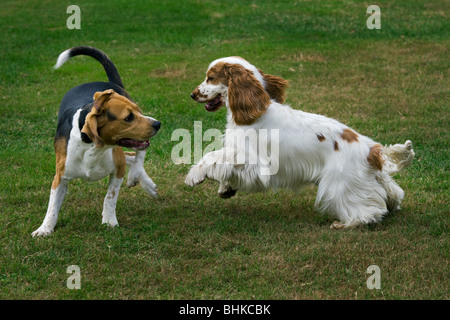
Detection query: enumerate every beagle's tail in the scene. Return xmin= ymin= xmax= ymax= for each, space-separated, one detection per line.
xmin=54 ymin=46 xmax=124 ymax=89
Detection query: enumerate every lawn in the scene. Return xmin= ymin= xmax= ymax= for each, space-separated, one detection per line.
xmin=0 ymin=0 xmax=448 ymax=300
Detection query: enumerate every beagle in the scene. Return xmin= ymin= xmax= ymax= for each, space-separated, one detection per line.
xmin=32 ymin=46 xmax=161 ymax=237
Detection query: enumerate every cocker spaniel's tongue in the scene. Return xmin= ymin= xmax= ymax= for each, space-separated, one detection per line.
xmin=118 ymin=139 xmax=150 ymax=150
xmin=205 ymin=95 xmax=222 ymax=112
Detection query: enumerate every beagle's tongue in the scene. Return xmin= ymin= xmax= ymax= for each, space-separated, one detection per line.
xmin=118 ymin=139 xmax=150 ymax=150
xmin=205 ymin=95 xmax=222 ymax=112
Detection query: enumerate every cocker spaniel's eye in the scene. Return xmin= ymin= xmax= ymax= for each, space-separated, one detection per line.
xmin=207 ymin=76 xmax=214 ymax=82
xmin=124 ymin=113 xmax=134 ymax=122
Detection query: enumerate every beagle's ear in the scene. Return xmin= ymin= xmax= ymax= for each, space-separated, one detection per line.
xmin=226 ymin=64 xmax=271 ymax=126
xmin=93 ymin=89 xmax=115 ymax=110
xmin=81 ymin=90 xmax=115 ymax=148
xmin=258 ymin=69 xmax=289 ymax=104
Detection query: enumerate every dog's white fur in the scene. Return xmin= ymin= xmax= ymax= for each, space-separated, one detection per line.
xmin=186 ymin=57 xmax=414 ymax=229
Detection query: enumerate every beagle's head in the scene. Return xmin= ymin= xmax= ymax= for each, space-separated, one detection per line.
xmin=81 ymin=89 xmax=161 ymax=149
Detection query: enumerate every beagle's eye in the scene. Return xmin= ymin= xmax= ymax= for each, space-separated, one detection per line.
xmin=124 ymin=113 xmax=134 ymax=122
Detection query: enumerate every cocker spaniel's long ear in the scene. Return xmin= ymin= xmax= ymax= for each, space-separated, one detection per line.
xmin=226 ymin=64 xmax=271 ymax=126
xmin=258 ymin=69 xmax=289 ymax=104
xmin=81 ymin=89 xmax=115 ymax=148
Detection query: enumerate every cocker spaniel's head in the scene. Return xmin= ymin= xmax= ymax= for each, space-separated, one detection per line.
xmin=191 ymin=57 xmax=289 ymax=125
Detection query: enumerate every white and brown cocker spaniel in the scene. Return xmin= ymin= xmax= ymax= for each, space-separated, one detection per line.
xmin=186 ymin=57 xmax=414 ymax=229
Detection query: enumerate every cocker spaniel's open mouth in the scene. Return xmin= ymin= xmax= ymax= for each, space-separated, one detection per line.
xmin=205 ymin=94 xmax=223 ymax=112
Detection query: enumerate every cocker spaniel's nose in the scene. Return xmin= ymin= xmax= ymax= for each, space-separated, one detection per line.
xmin=152 ymin=121 xmax=161 ymax=131
xmin=190 ymin=93 xmax=196 ymax=100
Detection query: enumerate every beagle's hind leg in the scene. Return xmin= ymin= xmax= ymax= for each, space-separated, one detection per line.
xmin=32 ymin=137 xmax=69 ymax=237
xmin=32 ymin=178 xmax=69 ymax=237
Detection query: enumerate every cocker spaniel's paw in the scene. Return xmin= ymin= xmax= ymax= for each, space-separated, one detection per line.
xmin=218 ymin=188 xmax=237 ymax=199
xmin=218 ymin=183 xmax=237 ymax=198
xmin=185 ymin=166 xmax=206 ymax=187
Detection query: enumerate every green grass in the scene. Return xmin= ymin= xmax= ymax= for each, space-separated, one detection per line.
xmin=0 ymin=0 xmax=448 ymax=299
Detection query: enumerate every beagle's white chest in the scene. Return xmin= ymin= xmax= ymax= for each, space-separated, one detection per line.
xmin=63 ymin=110 xmax=116 ymax=182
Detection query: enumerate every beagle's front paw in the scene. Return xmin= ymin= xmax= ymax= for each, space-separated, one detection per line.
xmin=102 ymin=216 xmax=119 ymax=228
xmin=139 ymin=174 xmax=158 ymax=199
xmin=127 ymin=163 xmax=158 ymax=198
xmin=185 ymin=165 xmax=205 ymax=187
xmin=127 ymin=165 xmax=140 ymax=188
xmin=32 ymin=225 xmax=54 ymax=237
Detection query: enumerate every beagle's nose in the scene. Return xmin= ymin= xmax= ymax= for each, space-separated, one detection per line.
xmin=152 ymin=121 xmax=161 ymax=131
xmin=190 ymin=93 xmax=196 ymax=100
